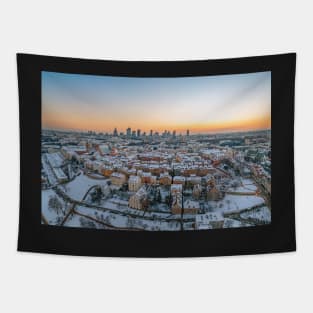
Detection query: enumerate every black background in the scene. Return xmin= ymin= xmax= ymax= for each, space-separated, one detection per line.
xmin=17 ymin=53 xmax=296 ymax=257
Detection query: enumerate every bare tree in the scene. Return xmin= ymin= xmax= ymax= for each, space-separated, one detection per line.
xmin=48 ymin=196 xmax=63 ymax=215
xmin=79 ymin=217 xmax=96 ymax=228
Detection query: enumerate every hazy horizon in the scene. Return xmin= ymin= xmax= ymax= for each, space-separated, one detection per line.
xmin=42 ymin=71 xmax=271 ymax=134
xmin=42 ymin=126 xmax=271 ymax=136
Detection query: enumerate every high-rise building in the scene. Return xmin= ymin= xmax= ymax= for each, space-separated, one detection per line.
xmin=150 ymin=130 xmax=153 ymax=136
xmin=126 ymin=127 xmax=131 ymax=137
xmin=113 ymin=128 xmax=118 ymax=136
xmin=187 ymin=129 xmax=190 ymax=136
xmin=137 ymin=129 xmax=141 ymax=137
xmin=173 ymin=130 xmax=176 ymax=137
xmin=132 ymin=130 xmax=136 ymax=137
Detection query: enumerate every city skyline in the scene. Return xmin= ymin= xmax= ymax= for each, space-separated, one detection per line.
xmin=42 ymin=126 xmax=270 ymax=137
xmin=42 ymin=71 xmax=271 ymax=134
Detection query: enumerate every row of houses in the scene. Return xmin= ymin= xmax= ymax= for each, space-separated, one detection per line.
xmin=85 ymin=158 xmax=219 ymax=178
xmin=128 ymin=181 xmax=222 ymax=215
xmin=109 ymin=169 xmax=223 ymax=190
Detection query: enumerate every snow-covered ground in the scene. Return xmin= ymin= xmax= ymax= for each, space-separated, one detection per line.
xmin=240 ymin=206 xmax=271 ymax=223
xmin=241 ymin=178 xmax=255 ymax=185
xmin=41 ymin=189 xmax=68 ymax=224
xmin=63 ymin=205 xmax=182 ymax=231
xmin=64 ymin=213 xmax=105 ymax=229
xmin=223 ymin=218 xmax=250 ymax=228
xmin=228 ymin=186 xmax=256 ymax=193
xmin=217 ymin=194 xmax=265 ymax=214
xmin=228 ymin=178 xmax=258 ymax=193
xmin=61 ymin=172 xmax=109 ymax=201
xmin=195 ymin=203 xmax=270 ymax=230
xmin=94 ymin=198 xmax=173 ymax=219
xmin=196 ymin=214 xmax=250 ymax=230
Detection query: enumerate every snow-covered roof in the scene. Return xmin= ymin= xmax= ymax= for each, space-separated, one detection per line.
xmin=171 ymin=184 xmax=183 ymax=193
xmin=46 ymin=152 xmax=64 ymax=168
xmin=111 ymin=172 xmax=126 ymax=178
xmin=128 ymin=175 xmax=141 ymax=183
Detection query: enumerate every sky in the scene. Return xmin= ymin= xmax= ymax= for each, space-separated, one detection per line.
xmin=42 ymin=70 xmax=271 ymax=134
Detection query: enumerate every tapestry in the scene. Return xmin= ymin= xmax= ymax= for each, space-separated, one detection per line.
xmin=17 ymin=53 xmax=296 ymax=257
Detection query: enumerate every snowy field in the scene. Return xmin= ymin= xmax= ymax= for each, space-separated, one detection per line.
xmin=223 ymin=218 xmax=251 ymax=228
xmin=217 ymin=194 xmax=265 ymax=214
xmin=196 ymin=215 xmax=251 ymax=230
xmin=61 ymin=172 xmax=109 ymax=201
xmin=64 ymin=213 xmax=105 ymax=229
xmin=228 ymin=178 xmax=259 ymax=193
xmin=240 ymin=206 xmax=271 ymax=223
xmin=195 ymin=196 xmax=270 ymax=230
xmin=41 ymin=189 xmax=69 ymax=224
xmin=63 ymin=205 xmax=182 ymax=231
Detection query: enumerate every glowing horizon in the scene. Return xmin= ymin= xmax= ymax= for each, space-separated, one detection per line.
xmin=42 ymin=71 xmax=271 ymax=134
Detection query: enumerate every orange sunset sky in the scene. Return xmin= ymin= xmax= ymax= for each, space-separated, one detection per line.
xmin=42 ymin=71 xmax=271 ymax=134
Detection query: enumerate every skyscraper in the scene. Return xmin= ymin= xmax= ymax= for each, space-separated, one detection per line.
xmin=113 ymin=128 xmax=118 ymax=136
xmin=126 ymin=127 xmax=131 ymax=137
xmin=137 ymin=129 xmax=141 ymax=137
xmin=187 ymin=129 xmax=190 ymax=136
